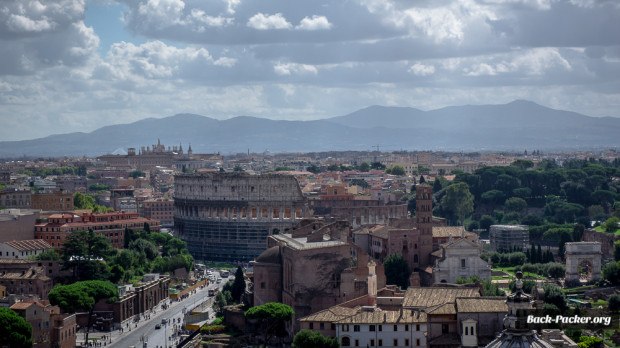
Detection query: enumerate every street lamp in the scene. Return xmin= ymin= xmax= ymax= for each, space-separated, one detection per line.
xmin=164 ymin=319 xmax=168 ymax=348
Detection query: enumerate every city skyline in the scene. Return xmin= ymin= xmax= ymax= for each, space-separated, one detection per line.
xmin=0 ymin=0 xmax=619 ymax=142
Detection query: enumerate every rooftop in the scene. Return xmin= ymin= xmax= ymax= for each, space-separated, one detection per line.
xmin=2 ymin=239 xmax=52 ymax=252
xmin=402 ymin=287 xmax=480 ymax=309
xmin=456 ymin=298 xmax=508 ymax=313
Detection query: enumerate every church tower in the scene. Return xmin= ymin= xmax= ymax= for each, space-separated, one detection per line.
xmin=416 ymin=179 xmax=434 ymax=266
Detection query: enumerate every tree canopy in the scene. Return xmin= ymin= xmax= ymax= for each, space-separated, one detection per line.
xmin=293 ymin=329 xmax=339 ymax=348
xmin=245 ymin=302 xmax=294 ymax=345
xmin=0 ymin=307 xmax=33 ymax=348
xmin=383 ymin=253 xmax=410 ymax=289
xmin=440 ymin=182 xmax=474 ymax=225
xmin=230 ymin=266 xmax=246 ymax=303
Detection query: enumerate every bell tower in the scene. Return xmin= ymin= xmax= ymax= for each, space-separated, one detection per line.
xmin=416 ymin=180 xmax=433 ymax=266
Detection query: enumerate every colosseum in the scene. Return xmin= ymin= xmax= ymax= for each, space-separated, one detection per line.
xmin=174 ymin=172 xmax=309 ymax=261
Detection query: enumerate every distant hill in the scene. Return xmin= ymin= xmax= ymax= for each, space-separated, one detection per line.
xmin=0 ymin=101 xmax=618 ymax=157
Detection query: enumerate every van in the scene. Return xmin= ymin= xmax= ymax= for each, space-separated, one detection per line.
xmin=162 ymin=318 xmax=168 ymax=325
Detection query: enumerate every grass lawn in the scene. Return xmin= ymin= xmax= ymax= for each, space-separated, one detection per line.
xmin=492 ymin=267 xmax=545 ymax=279
xmin=593 ymin=225 xmax=620 ymax=235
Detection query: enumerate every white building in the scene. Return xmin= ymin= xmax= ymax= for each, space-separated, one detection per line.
xmin=336 ymin=308 xmax=427 ymax=348
xmin=432 ymin=238 xmax=492 ymax=284
xmin=0 ymin=239 xmax=53 ymax=259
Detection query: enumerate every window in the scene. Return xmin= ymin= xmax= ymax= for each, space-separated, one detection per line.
xmin=309 ymin=323 xmax=313 ymax=330
xmin=405 ymin=339 xmax=409 ymax=346
xmin=353 ymin=325 xmax=360 ymax=332
xmin=393 ymin=339 xmax=398 ymax=346
xmin=342 ymin=324 xmax=349 ymax=332
xmin=260 ymin=282 xmax=265 ymax=289
xmin=331 ymin=324 xmax=336 ymax=330
xmin=465 ymin=327 xmax=468 ymax=335
xmin=355 ymin=339 xmax=359 ymax=347
xmin=405 ymin=324 xmax=409 ymax=331
xmin=378 ymin=339 xmax=383 ymax=346
xmin=370 ymin=339 xmax=375 ymax=347
xmin=320 ymin=323 xmax=324 ymax=330
xmin=416 ymin=324 xmax=420 ymax=331
xmin=341 ymin=337 xmax=351 ymax=346
xmin=442 ymin=324 xmax=449 ymax=334
xmin=378 ymin=325 xmax=382 ymax=332
xmin=369 ymin=325 xmax=375 ymax=331
xmin=394 ymin=324 xmax=398 ymax=331
xmin=461 ymin=259 xmax=466 ymax=268
xmin=416 ymin=339 xmax=420 ymax=346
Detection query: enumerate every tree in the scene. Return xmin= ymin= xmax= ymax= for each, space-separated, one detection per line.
xmin=614 ymin=240 xmax=620 ymax=261
xmin=383 ymin=254 xmax=410 ymax=289
xmin=74 ymin=192 xmax=96 ymax=210
xmin=293 ymin=329 xmax=339 ymax=348
xmin=608 ymin=294 xmax=620 ymax=312
xmin=388 ymin=165 xmax=405 ymax=176
xmin=231 ymin=266 xmax=246 ymax=303
xmin=0 ymin=307 xmax=33 ymax=347
xmin=547 ymin=263 xmax=565 ymax=279
xmin=504 ymin=197 xmax=527 ymax=213
xmin=433 ymin=178 xmax=443 ymax=193
xmin=577 ymin=336 xmax=604 ymax=348
xmin=602 ymin=261 xmax=620 ymax=285
xmin=358 ymin=162 xmax=370 ymax=172
xmin=245 ymin=302 xmax=294 ymax=345
xmin=213 ymin=291 xmax=228 ymax=315
xmin=542 ymin=284 xmax=567 ymax=313
xmin=370 ymin=162 xmax=386 ymax=170
xmin=440 ymin=182 xmax=474 ymax=225
xmin=306 ymin=164 xmax=321 ymax=174
xmin=49 ymin=280 xmax=118 ymax=345
xmin=479 ymin=215 xmax=496 ymax=232
xmin=62 ymin=229 xmax=114 ymax=280
xmin=34 ymin=249 xmax=61 ymax=261
xmin=603 ymin=217 xmax=619 ymax=232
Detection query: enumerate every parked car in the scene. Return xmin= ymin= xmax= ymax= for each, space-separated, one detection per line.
xmin=155 ymin=324 xmax=161 ymax=329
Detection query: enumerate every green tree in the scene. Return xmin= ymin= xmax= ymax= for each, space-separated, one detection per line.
xmin=62 ymin=229 xmax=114 ymax=280
xmin=603 ymin=217 xmax=619 ymax=232
xmin=614 ymin=240 xmax=620 ymax=261
xmin=383 ymin=254 xmax=410 ymax=289
xmin=49 ymin=280 xmax=118 ymax=345
xmin=440 ymin=182 xmax=474 ymax=225
xmin=370 ymin=162 xmax=386 ymax=170
xmin=602 ymin=261 xmax=620 ymax=285
xmin=358 ymin=162 xmax=370 ymax=172
xmin=504 ymin=197 xmax=527 ymax=213
xmin=481 ymin=190 xmax=506 ymax=207
xmin=577 ymin=336 xmax=604 ymax=348
xmin=479 ymin=215 xmax=496 ymax=232
xmin=543 ymin=284 xmax=567 ymax=313
xmin=245 ymin=302 xmax=294 ymax=345
xmin=73 ymin=192 xmax=96 ymax=210
xmin=608 ymin=294 xmax=620 ymax=312
xmin=128 ymin=238 xmax=159 ymax=261
xmin=0 ymin=307 xmax=33 ymax=347
xmin=129 ymin=170 xmax=145 ymax=179
xmin=34 ymin=249 xmax=61 ymax=261
xmin=293 ymin=329 xmax=339 ymax=348
xmin=547 ymin=263 xmax=565 ymax=279
xmin=306 ymin=164 xmax=321 ymax=174
xmin=388 ymin=165 xmax=405 ymax=176
xmin=231 ymin=266 xmax=246 ymax=303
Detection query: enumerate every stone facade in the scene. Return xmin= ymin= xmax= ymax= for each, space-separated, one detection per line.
xmin=0 ymin=262 xmax=53 ymax=299
xmin=31 ymin=191 xmax=74 ymax=211
xmin=10 ymin=300 xmax=77 ymax=348
xmin=0 ymin=188 xmax=31 ymax=209
xmin=140 ymin=198 xmax=174 ymax=226
xmin=0 ymin=209 xmax=39 ymax=242
xmin=174 ymin=172 xmax=309 ymax=261
xmin=252 ymin=220 xmax=386 ymax=322
xmin=565 ymin=242 xmax=602 ymax=282
xmin=432 ymin=238 xmax=492 ymax=284
xmin=582 ymin=229 xmax=619 ymax=260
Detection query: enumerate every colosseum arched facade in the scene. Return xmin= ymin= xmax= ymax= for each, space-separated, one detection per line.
xmin=174 ymin=172 xmax=309 ymax=261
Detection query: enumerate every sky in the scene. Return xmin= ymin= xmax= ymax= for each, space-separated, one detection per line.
xmin=0 ymin=0 xmax=619 ymax=141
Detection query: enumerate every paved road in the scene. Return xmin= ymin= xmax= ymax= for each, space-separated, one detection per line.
xmin=84 ymin=278 xmax=227 ymax=348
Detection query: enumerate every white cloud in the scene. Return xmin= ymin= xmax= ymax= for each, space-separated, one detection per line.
xmin=274 ymin=62 xmax=318 ymax=76
xmin=408 ymin=62 xmax=435 ymax=76
xmin=296 ymin=15 xmax=332 ymax=30
xmin=136 ymin=0 xmax=185 ymax=28
xmin=190 ymin=9 xmax=234 ymax=28
xmin=464 ymin=48 xmax=572 ymax=76
xmin=247 ymin=13 xmax=292 ymax=30
xmin=6 ymin=14 xmax=56 ymax=33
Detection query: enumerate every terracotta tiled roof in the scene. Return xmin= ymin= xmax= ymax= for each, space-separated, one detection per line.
xmin=403 ymin=287 xmax=479 ymax=309
xmin=432 ymin=226 xmax=468 ymax=238
xmin=3 ymin=239 xmax=52 ymax=252
xmin=10 ymin=301 xmax=34 ymax=310
xmin=427 ymin=303 xmax=456 ymax=315
xmin=456 ymin=298 xmax=508 ymax=313
xmin=300 ymin=306 xmax=360 ymax=322
xmin=336 ymin=309 xmax=427 ymax=324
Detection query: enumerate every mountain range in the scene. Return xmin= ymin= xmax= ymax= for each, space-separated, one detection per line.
xmin=1 ymin=100 xmax=618 ymax=157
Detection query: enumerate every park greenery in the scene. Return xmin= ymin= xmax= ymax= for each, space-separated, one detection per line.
xmin=49 ymin=227 xmax=193 ymax=284
xmin=455 ymin=276 xmax=503 ymax=296
xmin=430 ymin=158 xmax=620 ymax=232
xmin=48 ymin=280 xmax=118 ymax=345
xmin=0 ymin=307 xmax=33 ymax=347
xmin=73 ymin=192 xmax=113 ymax=213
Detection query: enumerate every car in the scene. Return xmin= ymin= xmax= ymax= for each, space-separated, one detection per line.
xmin=216 ymin=278 xmax=222 ymax=284
xmin=162 ymin=318 xmax=168 ymax=324
xmin=155 ymin=324 xmax=161 ymax=329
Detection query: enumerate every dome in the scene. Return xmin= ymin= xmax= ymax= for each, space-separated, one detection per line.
xmin=255 ymin=246 xmax=281 ymax=264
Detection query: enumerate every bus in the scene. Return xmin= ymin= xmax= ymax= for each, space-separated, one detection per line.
xmin=219 ymin=270 xmax=230 ymax=278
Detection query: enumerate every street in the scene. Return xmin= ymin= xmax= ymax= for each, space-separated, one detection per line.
xmin=84 ymin=278 xmax=227 ymax=348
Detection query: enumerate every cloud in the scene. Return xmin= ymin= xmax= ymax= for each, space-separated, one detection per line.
xmin=247 ymin=13 xmax=292 ymax=30
xmin=296 ymin=15 xmax=332 ymax=30
xmin=274 ymin=62 xmax=318 ymax=76
xmin=408 ymin=63 xmax=435 ymax=76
